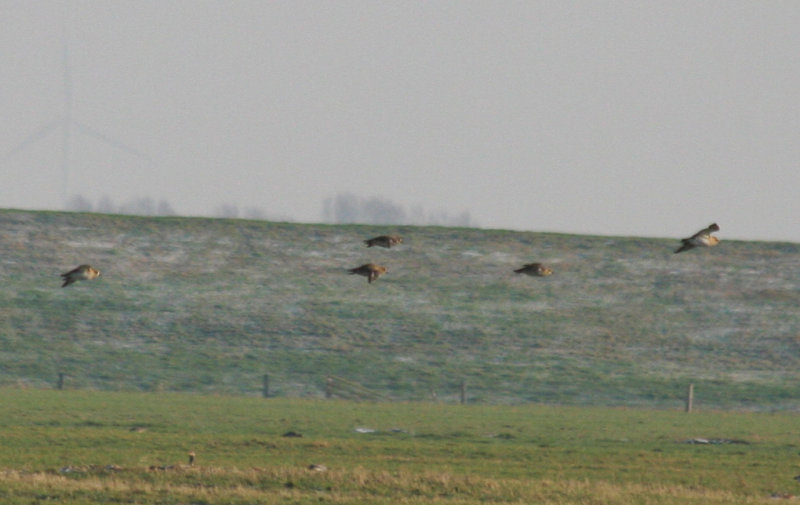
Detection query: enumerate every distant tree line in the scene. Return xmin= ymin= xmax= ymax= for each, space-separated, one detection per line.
xmin=67 ymin=195 xmax=177 ymax=216
xmin=66 ymin=193 xmax=476 ymax=227
xmin=66 ymin=195 xmax=278 ymax=221
xmin=212 ymin=203 xmax=292 ymax=221
xmin=322 ymin=193 xmax=476 ymax=227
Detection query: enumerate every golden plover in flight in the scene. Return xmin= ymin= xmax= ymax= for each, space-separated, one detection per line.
xmin=349 ymin=263 xmax=387 ymax=283
xmin=514 ymin=263 xmax=553 ymax=276
xmin=674 ymin=223 xmax=720 ymax=254
xmin=364 ymin=235 xmax=403 ymax=248
xmin=61 ymin=264 xmax=101 ymax=287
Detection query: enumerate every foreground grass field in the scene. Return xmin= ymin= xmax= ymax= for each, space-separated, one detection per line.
xmin=1 ymin=389 xmax=799 ymax=504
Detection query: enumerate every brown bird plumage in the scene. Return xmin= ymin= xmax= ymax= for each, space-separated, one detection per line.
xmin=674 ymin=223 xmax=720 ymax=254
xmin=349 ymin=263 xmax=387 ymax=283
xmin=60 ymin=264 xmax=101 ymax=287
xmin=514 ymin=263 xmax=553 ymax=277
xmin=364 ymin=235 xmax=403 ymax=248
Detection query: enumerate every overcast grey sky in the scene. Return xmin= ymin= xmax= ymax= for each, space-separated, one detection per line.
xmin=2 ymin=1 xmax=799 ymax=242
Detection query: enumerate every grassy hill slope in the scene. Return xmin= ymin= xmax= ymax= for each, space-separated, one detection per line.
xmin=0 ymin=209 xmax=798 ymax=408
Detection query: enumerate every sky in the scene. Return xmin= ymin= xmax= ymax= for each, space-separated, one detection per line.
xmin=2 ymin=1 xmax=799 ymax=242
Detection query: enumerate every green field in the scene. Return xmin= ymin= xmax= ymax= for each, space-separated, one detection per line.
xmin=1 ymin=389 xmax=798 ymax=504
xmin=0 ymin=209 xmax=799 ymax=409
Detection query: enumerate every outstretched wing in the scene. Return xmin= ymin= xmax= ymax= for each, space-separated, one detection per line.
xmin=691 ymin=223 xmax=719 ymax=239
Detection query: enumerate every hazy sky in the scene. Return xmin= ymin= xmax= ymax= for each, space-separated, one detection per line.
xmin=2 ymin=1 xmax=800 ymax=242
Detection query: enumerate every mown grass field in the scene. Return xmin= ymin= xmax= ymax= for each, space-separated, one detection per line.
xmin=1 ymin=389 xmax=799 ymax=504
xmin=0 ymin=209 xmax=799 ymax=409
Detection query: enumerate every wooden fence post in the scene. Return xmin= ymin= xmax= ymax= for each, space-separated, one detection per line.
xmin=261 ymin=374 xmax=269 ymax=398
xmin=57 ymin=373 xmax=65 ymax=390
xmin=685 ymin=383 xmax=694 ymax=413
xmin=325 ymin=376 xmax=333 ymax=399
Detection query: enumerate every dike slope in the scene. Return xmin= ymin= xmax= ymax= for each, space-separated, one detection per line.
xmin=1 ymin=209 xmax=798 ymax=408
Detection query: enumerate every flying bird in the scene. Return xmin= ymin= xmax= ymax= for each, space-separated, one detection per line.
xmin=514 ymin=263 xmax=553 ymax=277
xmin=674 ymin=223 xmax=720 ymax=254
xmin=349 ymin=263 xmax=387 ymax=283
xmin=61 ymin=264 xmax=101 ymax=287
xmin=364 ymin=235 xmax=403 ymax=248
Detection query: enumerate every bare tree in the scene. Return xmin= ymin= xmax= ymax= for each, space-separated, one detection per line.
xmin=96 ymin=195 xmax=115 ymax=214
xmin=215 ymin=203 xmax=240 ymax=219
xmin=322 ymin=193 xmax=476 ymax=227
xmin=156 ymin=199 xmax=176 ymax=216
xmin=451 ymin=210 xmax=473 ymax=227
xmin=363 ymin=197 xmax=405 ymax=224
xmin=322 ymin=193 xmax=405 ymax=224
xmin=243 ymin=206 xmax=267 ymax=220
xmin=120 ymin=197 xmax=156 ymax=216
xmin=323 ymin=193 xmax=361 ymax=223
xmin=66 ymin=194 xmax=93 ymax=212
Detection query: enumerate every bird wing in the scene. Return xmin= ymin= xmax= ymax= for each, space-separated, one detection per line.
xmin=692 ymin=223 xmax=719 ymax=239
xmin=61 ymin=266 xmax=81 ymax=277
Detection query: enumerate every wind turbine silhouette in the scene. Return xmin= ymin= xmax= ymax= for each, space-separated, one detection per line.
xmin=5 ymin=26 xmax=148 ymax=206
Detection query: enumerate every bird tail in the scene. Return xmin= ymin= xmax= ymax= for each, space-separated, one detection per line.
xmin=674 ymin=241 xmax=692 ymax=254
